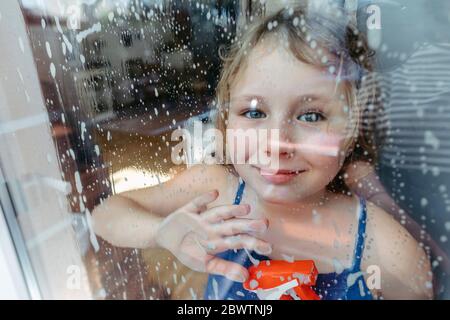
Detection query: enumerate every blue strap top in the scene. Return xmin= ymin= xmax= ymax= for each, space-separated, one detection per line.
xmin=204 ymin=178 xmax=373 ymax=300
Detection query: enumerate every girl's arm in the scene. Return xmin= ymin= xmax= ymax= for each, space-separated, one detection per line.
xmin=92 ymin=164 xmax=231 ymax=248
xmin=365 ymin=202 xmax=434 ymax=299
xmin=92 ymin=164 xmax=270 ymax=282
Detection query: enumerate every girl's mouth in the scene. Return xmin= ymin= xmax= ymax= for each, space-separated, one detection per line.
xmin=256 ymin=167 xmax=306 ymax=184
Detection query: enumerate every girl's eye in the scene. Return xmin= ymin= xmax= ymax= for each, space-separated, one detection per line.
xmin=297 ymin=112 xmax=325 ymax=122
xmin=242 ymin=110 xmax=267 ymax=119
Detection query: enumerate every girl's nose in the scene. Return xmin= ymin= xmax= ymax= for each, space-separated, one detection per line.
xmin=266 ymin=137 xmax=297 ymax=159
xmin=264 ymin=118 xmax=297 ymax=159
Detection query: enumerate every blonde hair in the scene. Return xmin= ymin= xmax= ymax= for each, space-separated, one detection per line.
xmin=213 ymin=4 xmax=380 ymax=193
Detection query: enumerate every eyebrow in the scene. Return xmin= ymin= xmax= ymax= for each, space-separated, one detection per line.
xmin=230 ymin=94 xmax=330 ymax=106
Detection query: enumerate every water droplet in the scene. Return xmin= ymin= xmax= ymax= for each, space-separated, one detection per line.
xmin=50 ymin=63 xmax=56 ymax=78
xmin=249 ymin=279 xmax=259 ymax=289
xmin=45 ymin=41 xmax=52 ymax=58
xmin=18 ymin=37 xmax=25 ymax=53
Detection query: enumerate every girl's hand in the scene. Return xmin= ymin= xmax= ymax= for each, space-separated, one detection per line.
xmin=155 ymin=190 xmax=271 ymax=283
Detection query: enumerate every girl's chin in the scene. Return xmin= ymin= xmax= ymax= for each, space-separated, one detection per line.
xmin=257 ymin=187 xmax=304 ymax=204
xmin=252 ymin=181 xmax=324 ymax=205
xmin=261 ymin=196 xmax=294 ymax=205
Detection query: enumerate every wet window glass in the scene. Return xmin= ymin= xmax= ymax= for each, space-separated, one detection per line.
xmin=0 ymin=0 xmax=449 ymax=300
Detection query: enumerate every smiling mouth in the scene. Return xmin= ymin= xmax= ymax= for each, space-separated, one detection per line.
xmin=255 ymin=167 xmax=306 ymax=184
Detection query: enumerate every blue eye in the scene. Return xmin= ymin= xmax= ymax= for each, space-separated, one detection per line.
xmin=297 ymin=112 xmax=325 ymax=122
xmin=242 ymin=110 xmax=266 ymax=119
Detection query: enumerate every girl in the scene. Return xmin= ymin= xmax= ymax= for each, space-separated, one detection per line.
xmin=92 ymin=5 xmax=432 ymax=300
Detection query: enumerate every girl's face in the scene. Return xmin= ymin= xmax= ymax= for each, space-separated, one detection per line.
xmin=226 ymin=40 xmax=354 ymax=204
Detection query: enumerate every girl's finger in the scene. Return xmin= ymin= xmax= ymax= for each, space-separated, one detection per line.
xmin=200 ymin=234 xmax=272 ymax=255
xmin=209 ymin=218 xmax=268 ymax=237
xmin=183 ymin=190 xmax=219 ymax=213
xmin=200 ymin=204 xmax=250 ymax=223
xmin=204 ymin=255 xmax=249 ymax=283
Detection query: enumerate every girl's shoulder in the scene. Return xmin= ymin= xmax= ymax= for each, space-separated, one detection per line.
xmin=362 ymin=201 xmax=433 ymax=299
xmin=182 ymin=164 xmax=240 ymax=206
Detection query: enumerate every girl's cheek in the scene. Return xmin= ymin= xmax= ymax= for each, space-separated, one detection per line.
xmin=296 ymin=131 xmax=344 ymax=160
xmin=313 ymin=155 xmax=341 ymax=175
xmin=299 ymin=131 xmax=345 ymax=174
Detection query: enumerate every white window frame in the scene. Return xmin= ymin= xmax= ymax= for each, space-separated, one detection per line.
xmin=0 ymin=1 xmax=92 ymax=300
xmin=0 ymin=197 xmax=31 ymax=300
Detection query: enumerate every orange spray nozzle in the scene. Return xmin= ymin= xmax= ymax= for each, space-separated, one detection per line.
xmin=243 ymin=260 xmax=321 ymax=300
